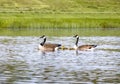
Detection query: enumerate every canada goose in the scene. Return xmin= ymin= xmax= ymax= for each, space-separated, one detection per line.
xmin=39 ymin=35 xmax=61 ymax=51
xmin=73 ymin=35 xmax=97 ymax=51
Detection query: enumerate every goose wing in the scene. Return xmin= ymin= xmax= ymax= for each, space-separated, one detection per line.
xmin=43 ymin=43 xmax=61 ymax=48
xmin=78 ymin=45 xmax=97 ymax=50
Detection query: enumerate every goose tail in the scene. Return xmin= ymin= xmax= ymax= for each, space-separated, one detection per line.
xmin=92 ymin=45 xmax=97 ymax=48
xmin=58 ymin=44 xmax=62 ymax=47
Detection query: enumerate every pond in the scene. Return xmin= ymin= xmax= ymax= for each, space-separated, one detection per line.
xmin=0 ymin=36 xmax=120 ymax=84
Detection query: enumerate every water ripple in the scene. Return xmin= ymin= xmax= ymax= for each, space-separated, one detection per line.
xmin=0 ymin=36 xmax=120 ymax=84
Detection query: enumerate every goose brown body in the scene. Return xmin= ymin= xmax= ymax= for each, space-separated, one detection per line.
xmin=77 ymin=45 xmax=97 ymax=51
xmin=73 ymin=35 xmax=97 ymax=51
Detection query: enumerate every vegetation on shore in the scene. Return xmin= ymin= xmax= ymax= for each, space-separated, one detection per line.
xmin=0 ymin=27 xmax=120 ymax=36
xmin=0 ymin=0 xmax=120 ymax=13
xmin=0 ymin=0 xmax=120 ymax=28
xmin=0 ymin=13 xmax=120 ymax=28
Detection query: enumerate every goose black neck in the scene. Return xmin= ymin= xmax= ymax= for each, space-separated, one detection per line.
xmin=75 ymin=37 xmax=79 ymax=46
xmin=40 ymin=38 xmax=46 ymax=46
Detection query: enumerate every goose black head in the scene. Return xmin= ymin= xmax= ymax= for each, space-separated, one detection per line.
xmin=73 ymin=35 xmax=79 ymax=38
xmin=39 ymin=35 xmax=46 ymax=46
xmin=40 ymin=35 xmax=46 ymax=38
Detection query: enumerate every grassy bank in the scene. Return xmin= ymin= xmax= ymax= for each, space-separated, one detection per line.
xmin=0 ymin=0 xmax=120 ymax=13
xmin=0 ymin=13 xmax=120 ymax=28
xmin=0 ymin=0 xmax=120 ymax=28
xmin=0 ymin=28 xmax=120 ymax=36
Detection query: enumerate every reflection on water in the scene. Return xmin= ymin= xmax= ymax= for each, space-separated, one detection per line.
xmin=0 ymin=36 xmax=120 ymax=84
xmin=0 ymin=28 xmax=120 ymax=36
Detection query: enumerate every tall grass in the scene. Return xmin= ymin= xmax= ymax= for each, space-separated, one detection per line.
xmin=0 ymin=27 xmax=120 ymax=36
xmin=0 ymin=13 xmax=120 ymax=28
xmin=0 ymin=0 xmax=119 ymax=28
xmin=0 ymin=0 xmax=119 ymax=36
xmin=0 ymin=0 xmax=119 ymax=13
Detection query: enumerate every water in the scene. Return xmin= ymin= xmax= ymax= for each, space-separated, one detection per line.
xmin=0 ymin=36 xmax=120 ymax=84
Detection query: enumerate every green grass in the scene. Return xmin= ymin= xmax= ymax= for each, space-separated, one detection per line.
xmin=0 ymin=13 xmax=120 ymax=28
xmin=0 ymin=0 xmax=120 ymax=28
xmin=0 ymin=0 xmax=120 ymax=13
xmin=0 ymin=28 xmax=120 ymax=36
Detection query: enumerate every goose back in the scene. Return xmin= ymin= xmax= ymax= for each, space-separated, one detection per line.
xmin=78 ymin=45 xmax=97 ymax=51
